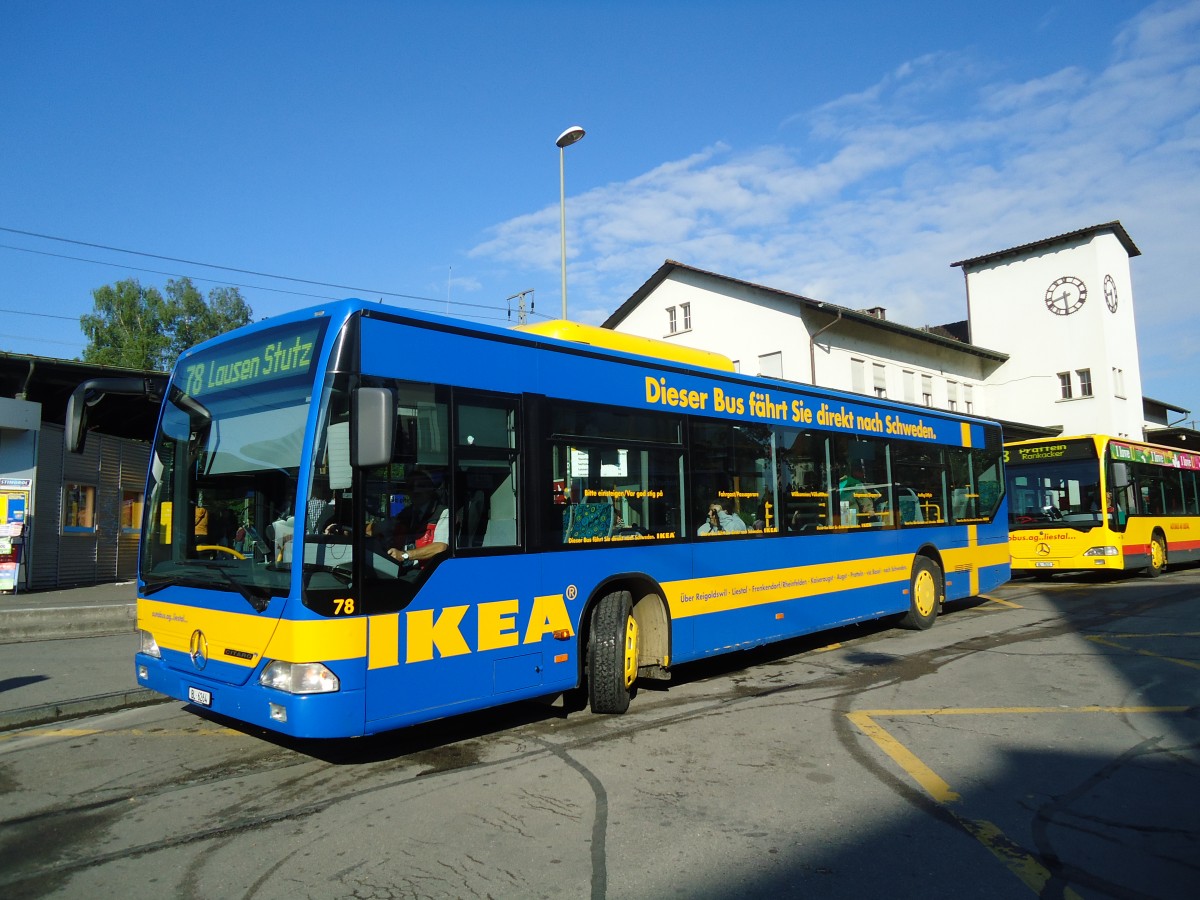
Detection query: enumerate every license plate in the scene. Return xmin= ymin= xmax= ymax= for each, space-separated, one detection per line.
xmin=1034 ymin=561 xmax=1054 ymax=568
xmin=187 ymin=686 xmax=212 ymax=707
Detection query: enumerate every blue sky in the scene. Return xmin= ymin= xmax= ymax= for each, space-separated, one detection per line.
xmin=2 ymin=1 xmax=1198 ymax=423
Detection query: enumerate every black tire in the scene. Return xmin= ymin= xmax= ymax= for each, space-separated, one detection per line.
xmin=588 ymin=590 xmax=638 ymax=714
xmin=901 ymin=556 xmax=942 ymax=630
xmin=1146 ymin=532 xmax=1167 ymax=578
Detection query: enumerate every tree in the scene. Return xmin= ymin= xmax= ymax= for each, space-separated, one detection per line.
xmin=80 ymin=280 xmax=172 ymax=371
xmin=80 ymin=277 xmax=253 ymax=371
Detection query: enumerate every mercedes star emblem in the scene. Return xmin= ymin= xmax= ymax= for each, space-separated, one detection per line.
xmin=189 ymin=629 xmax=209 ymax=670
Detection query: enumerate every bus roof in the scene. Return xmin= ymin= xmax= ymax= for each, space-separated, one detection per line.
xmin=515 ymin=319 xmax=736 ymax=373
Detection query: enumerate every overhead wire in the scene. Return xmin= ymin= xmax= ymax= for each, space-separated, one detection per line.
xmin=0 ymin=225 xmax=547 ymax=319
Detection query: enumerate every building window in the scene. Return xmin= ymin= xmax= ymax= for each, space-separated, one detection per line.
xmin=946 ymin=380 xmax=958 ymax=411
xmin=680 ymin=302 xmax=691 ymax=331
xmin=1058 ymin=372 xmax=1073 ymax=400
xmin=1113 ymin=367 xmax=1125 ymax=398
xmin=850 ymin=358 xmax=866 ymax=394
xmin=64 ymin=483 xmax=96 ymax=533
xmin=902 ymin=370 xmax=915 ymax=403
xmin=921 ymin=374 xmax=933 ymax=407
xmin=121 ymin=490 xmax=144 ymax=533
xmin=964 ymin=384 xmax=974 ymax=414
xmin=666 ymin=306 xmax=677 ymax=334
xmin=731 ymin=359 xmax=741 ymax=373
xmin=873 ymin=363 xmax=887 ymax=398
xmin=759 ymin=351 xmax=783 ymax=378
xmin=1077 ymin=368 xmax=1093 ymax=397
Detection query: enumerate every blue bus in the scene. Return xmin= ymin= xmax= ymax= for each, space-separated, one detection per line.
xmin=79 ymin=300 xmax=1008 ymax=738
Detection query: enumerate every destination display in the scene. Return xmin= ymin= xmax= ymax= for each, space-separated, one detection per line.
xmin=1005 ymin=439 xmax=1097 ymax=464
xmin=179 ymin=320 xmax=325 ymax=398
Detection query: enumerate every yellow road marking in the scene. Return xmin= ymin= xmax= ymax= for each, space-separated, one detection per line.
xmin=856 ymin=705 xmax=1189 ymax=717
xmin=815 ymin=642 xmax=843 ymax=652
xmin=979 ymin=593 xmax=1022 ymax=609
xmin=1094 ymin=631 xmax=1200 ymax=638
xmin=1086 ymin=635 xmax=1200 ymax=670
xmin=848 ymin=706 xmax=1190 ymax=899
xmin=845 ymin=711 xmax=958 ymax=803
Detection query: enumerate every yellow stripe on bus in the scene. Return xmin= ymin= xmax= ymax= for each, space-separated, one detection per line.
xmin=369 ymin=614 xmax=401 ymax=670
xmin=662 ymin=554 xmax=913 ymax=618
xmin=138 ymin=598 xmax=367 ymax=665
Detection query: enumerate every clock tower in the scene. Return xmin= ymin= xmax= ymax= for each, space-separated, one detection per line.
xmin=952 ymin=222 xmax=1144 ymax=438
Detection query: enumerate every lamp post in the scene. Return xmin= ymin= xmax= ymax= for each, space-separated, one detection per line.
xmin=556 ymin=125 xmax=585 ymax=320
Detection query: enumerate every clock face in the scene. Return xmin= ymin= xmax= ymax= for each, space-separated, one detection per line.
xmin=1104 ymin=274 xmax=1118 ymax=313
xmin=1045 ymin=276 xmax=1087 ymax=316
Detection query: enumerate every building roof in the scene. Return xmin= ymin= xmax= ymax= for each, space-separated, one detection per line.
xmin=1143 ymin=395 xmax=1190 ymax=417
xmin=1143 ymin=426 xmax=1200 ymax=452
xmin=603 ymin=260 xmax=1009 ymax=362
xmin=0 ymin=351 xmax=165 ymax=439
xmin=949 ymin=221 xmax=1140 ymax=271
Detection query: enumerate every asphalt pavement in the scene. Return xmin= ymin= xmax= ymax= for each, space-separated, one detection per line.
xmin=0 ymin=581 xmax=164 ymax=731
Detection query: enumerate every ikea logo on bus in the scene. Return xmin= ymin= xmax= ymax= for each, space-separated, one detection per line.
xmin=405 ymin=594 xmax=574 ymax=663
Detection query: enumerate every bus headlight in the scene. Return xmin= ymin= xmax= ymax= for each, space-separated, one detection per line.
xmin=1083 ymin=546 xmax=1119 ymax=557
xmin=138 ymin=629 xmax=162 ymax=659
xmin=259 ymin=661 xmax=340 ymax=694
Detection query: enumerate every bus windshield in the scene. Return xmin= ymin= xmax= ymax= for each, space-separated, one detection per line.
xmin=1007 ymin=457 xmax=1105 ymax=530
xmin=141 ymin=319 xmax=326 ymax=608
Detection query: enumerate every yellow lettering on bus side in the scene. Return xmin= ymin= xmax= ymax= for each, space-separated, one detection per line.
xmin=478 ymin=599 xmax=520 ymax=651
xmin=406 ymin=605 xmax=471 ymax=662
xmin=523 ymin=594 xmax=573 ymax=644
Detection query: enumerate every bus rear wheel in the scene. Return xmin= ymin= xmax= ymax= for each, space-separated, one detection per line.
xmin=1146 ymin=533 xmax=1167 ymax=578
xmin=901 ymin=557 xmax=942 ymax=630
xmin=588 ymin=589 xmax=638 ymax=714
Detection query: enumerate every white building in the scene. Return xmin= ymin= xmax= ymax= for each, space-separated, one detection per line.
xmin=603 ymin=221 xmax=1187 ymax=445
xmin=952 ymin=222 xmax=1144 ymax=438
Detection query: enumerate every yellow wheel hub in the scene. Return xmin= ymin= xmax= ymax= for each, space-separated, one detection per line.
xmin=913 ymin=569 xmax=937 ymax=618
xmin=623 ymin=615 xmax=639 ymax=689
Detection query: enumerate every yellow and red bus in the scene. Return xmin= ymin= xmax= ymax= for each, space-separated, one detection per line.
xmin=1005 ymin=434 xmax=1200 ymax=576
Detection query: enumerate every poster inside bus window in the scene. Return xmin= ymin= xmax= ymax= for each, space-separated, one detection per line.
xmin=1109 ymin=441 xmax=1200 ymax=469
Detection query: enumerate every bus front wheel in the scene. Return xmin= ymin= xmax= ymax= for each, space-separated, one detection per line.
xmin=588 ymin=590 xmax=638 ymax=714
xmin=1146 ymin=533 xmax=1167 ymax=578
xmin=901 ymin=557 xmax=942 ymax=630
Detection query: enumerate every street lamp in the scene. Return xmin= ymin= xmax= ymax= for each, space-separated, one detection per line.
xmin=556 ymin=125 xmax=586 ymax=320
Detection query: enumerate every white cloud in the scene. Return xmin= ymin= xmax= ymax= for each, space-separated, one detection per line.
xmin=471 ymin=0 xmax=1200 ymax=411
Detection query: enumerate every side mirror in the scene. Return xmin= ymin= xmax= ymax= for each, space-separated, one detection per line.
xmin=64 ymin=389 xmax=88 ymax=454
xmin=65 ymin=376 xmax=167 ymax=453
xmin=353 ymin=387 xmax=394 ymax=467
xmin=1110 ymin=462 xmax=1130 ymax=490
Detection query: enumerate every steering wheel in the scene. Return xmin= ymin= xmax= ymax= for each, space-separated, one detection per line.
xmin=195 ymin=545 xmax=246 ymax=560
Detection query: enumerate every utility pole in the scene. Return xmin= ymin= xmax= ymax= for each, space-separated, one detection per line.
xmin=506 ymin=290 xmax=534 ymax=326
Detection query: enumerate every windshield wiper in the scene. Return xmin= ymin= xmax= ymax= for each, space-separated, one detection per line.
xmin=204 ymin=563 xmax=272 ymax=613
xmin=147 ymin=561 xmax=273 ymax=612
xmin=142 ymin=576 xmax=183 ymax=596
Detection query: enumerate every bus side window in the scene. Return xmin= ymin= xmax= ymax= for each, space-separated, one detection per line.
xmin=890 ymin=439 xmax=947 ymax=526
xmin=455 ymin=394 xmax=521 ymax=550
xmin=690 ymin=419 xmax=775 ymax=536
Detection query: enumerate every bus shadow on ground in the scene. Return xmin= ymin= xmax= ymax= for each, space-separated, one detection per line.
xmin=194 ymin=563 xmax=1198 ymax=766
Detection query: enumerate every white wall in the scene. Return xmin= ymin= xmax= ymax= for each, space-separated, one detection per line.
xmin=616 ymin=268 xmax=991 ymax=416
xmin=622 ymin=269 xmax=814 ymax=381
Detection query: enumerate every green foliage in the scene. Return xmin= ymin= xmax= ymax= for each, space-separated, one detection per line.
xmin=80 ymin=277 xmax=253 ymax=371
